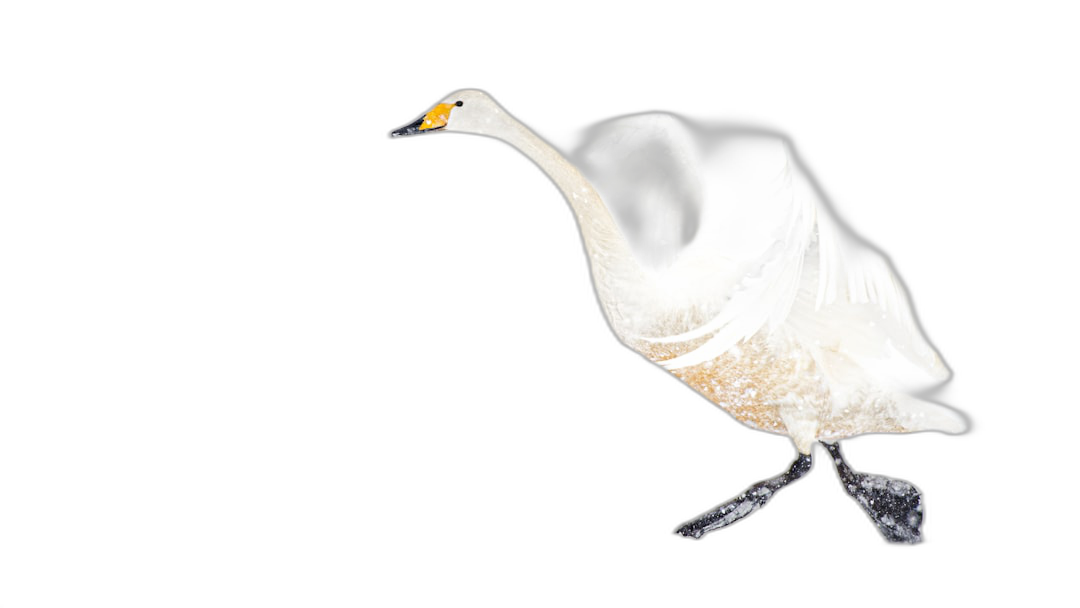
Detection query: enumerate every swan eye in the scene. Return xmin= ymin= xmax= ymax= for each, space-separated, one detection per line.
xmin=455 ymin=100 xmax=463 ymax=107
xmin=418 ymin=102 xmax=458 ymax=131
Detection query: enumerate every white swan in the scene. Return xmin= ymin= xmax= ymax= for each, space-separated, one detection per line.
xmin=391 ymin=89 xmax=966 ymax=543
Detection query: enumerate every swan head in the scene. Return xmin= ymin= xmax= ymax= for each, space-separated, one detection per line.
xmin=390 ymin=89 xmax=506 ymax=138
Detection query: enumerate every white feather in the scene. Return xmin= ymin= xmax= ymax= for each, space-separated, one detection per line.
xmin=575 ymin=113 xmax=949 ymax=392
xmin=402 ymin=90 xmax=966 ymax=445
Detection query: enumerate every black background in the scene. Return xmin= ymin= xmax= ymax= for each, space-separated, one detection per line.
xmin=225 ymin=23 xmax=1054 ymax=596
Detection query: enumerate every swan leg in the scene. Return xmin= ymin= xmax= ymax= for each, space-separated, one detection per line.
xmin=674 ymin=452 xmax=812 ymax=539
xmin=822 ymin=442 xmax=923 ymax=544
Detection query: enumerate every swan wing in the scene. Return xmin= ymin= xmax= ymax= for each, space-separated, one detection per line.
xmin=660 ymin=142 xmax=949 ymax=391
xmin=573 ymin=115 xmax=948 ymax=391
xmin=571 ymin=113 xmax=705 ymax=271
xmin=643 ymin=126 xmax=815 ymax=369
xmin=785 ymin=175 xmax=951 ymax=391
xmin=578 ymin=114 xmax=959 ymax=436
xmin=573 ymin=115 xmax=811 ymax=353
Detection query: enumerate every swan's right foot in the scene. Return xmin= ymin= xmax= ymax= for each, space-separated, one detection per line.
xmin=822 ymin=442 xmax=924 ymax=544
xmin=674 ymin=452 xmax=812 ymax=539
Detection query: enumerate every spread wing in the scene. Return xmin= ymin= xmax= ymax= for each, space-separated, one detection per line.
xmin=573 ymin=114 xmax=811 ymax=363
xmin=573 ymin=113 xmax=948 ymax=392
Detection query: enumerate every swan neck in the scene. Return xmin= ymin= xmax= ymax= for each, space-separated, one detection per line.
xmin=493 ymin=113 xmax=641 ymax=334
xmin=500 ymin=121 xmax=592 ymax=202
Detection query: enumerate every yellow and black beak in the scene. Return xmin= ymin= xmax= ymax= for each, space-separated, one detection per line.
xmin=390 ymin=101 xmax=460 ymax=137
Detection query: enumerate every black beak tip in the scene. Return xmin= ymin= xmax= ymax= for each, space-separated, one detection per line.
xmin=390 ymin=117 xmax=426 ymax=139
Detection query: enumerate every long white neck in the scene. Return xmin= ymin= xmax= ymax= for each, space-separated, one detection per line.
xmin=477 ymin=111 xmax=644 ymax=336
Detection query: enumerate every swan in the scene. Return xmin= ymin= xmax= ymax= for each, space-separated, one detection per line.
xmin=390 ymin=89 xmax=966 ymax=543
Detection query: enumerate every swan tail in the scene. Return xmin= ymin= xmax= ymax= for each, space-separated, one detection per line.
xmin=891 ymin=394 xmax=968 ymax=434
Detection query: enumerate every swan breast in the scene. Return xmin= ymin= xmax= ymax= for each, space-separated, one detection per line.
xmin=632 ymin=329 xmax=911 ymax=451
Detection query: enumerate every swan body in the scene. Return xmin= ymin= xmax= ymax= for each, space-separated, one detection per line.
xmin=392 ymin=89 xmax=964 ymax=542
xmin=577 ymin=113 xmax=966 ymax=453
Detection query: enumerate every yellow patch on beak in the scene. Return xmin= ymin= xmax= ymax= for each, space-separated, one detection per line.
xmin=418 ymin=103 xmax=456 ymax=131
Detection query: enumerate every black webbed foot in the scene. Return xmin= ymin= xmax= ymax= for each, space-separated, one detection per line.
xmin=823 ymin=442 xmax=923 ymax=544
xmin=675 ymin=452 xmax=812 ymax=539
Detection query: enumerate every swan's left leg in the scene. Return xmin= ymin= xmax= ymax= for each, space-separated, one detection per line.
xmin=822 ymin=441 xmax=924 ymax=544
xmin=674 ymin=450 xmax=812 ymax=539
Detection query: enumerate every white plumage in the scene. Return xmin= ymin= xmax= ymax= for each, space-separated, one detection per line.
xmin=571 ymin=112 xmax=963 ymax=452
xmin=393 ymin=88 xmax=964 ymax=461
xmin=393 ymin=89 xmax=966 ymax=542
